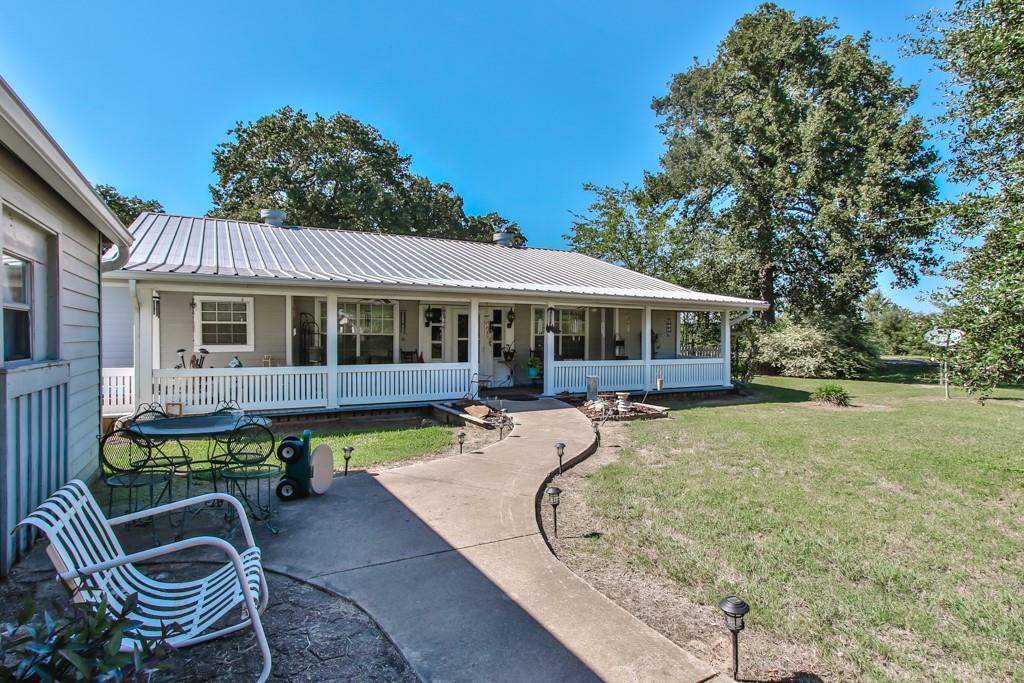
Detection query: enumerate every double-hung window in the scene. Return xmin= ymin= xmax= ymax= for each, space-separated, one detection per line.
xmin=321 ymin=300 xmax=397 ymax=364
xmin=194 ymin=296 xmax=254 ymax=352
xmin=2 ymin=254 xmax=31 ymax=362
xmin=532 ymin=307 xmax=586 ymax=361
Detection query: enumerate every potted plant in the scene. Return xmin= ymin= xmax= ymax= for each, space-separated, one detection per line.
xmin=527 ymin=355 xmax=540 ymax=378
xmin=503 ymin=344 xmax=516 ymax=362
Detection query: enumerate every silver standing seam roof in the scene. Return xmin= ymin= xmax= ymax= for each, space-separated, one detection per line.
xmin=108 ymin=212 xmax=766 ymax=309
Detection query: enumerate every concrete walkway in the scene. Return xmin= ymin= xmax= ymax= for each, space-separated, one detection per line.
xmin=257 ymin=399 xmax=714 ymax=682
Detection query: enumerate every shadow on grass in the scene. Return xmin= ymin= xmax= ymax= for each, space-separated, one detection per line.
xmin=660 ymin=383 xmax=811 ymax=411
xmin=865 ymin=360 xmax=940 ymax=385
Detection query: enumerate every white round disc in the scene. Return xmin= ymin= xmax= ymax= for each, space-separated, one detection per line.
xmin=310 ymin=444 xmax=334 ymax=495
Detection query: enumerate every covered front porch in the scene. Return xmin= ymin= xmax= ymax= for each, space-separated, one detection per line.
xmin=102 ymin=282 xmax=748 ymax=415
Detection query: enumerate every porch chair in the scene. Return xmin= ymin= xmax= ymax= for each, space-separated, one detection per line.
xmin=17 ymin=480 xmax=271 ymax=682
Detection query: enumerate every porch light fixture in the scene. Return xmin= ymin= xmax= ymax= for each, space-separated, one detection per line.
xmin=555 ymin=442 xmax=566 ymax=474
xmin=545 ymin=307 xmax=557 ymax=333
xmin=546 ymin=486 xmax=561 ymax=537
xmin=342 ymin=446 xmax=354 ymax=476
xmin=506 ymin=308 xmax=515 ymax=328
xmin=718 ymin=595 xmax=750 ymax=680
xmin=457 ymin=431 xmax=466 ymax=454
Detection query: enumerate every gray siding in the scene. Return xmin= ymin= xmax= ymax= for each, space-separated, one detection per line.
xmin=158 ymin=292 xmax=287 ymax=369
xmin=100 ymin=284 xmax=133 ymax=366
xmin=0 ymin=144 xmax=104 ymax=572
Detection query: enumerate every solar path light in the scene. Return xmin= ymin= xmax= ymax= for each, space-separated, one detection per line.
xmin=457 ymin=431 xmax=466 ymax=454
xmin=555 ymin=442 xmax=566 ymax=474
xmin=718 ymin=595 xmax=750 ymax=680
xmin=342 ymin=446 xmax=354 ymax=476
xmin=545 ymin=486 xmax=562 ymax=537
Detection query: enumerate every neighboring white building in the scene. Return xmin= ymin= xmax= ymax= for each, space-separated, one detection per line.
xmin=100 ymin=211 xmax=765 ymax=415
xmin=0 ymin=77 xmax=133 ymax=574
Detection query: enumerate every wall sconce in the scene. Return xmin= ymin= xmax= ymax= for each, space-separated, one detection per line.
xmin=545 ymin=306 xmax=557 ymax=333
xmin=506 ymin=308 xmax=516 ymax=328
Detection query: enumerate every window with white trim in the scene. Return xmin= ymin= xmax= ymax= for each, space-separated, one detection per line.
xmin=194 ymin=296 xmax=254 ymax=352
xmin=319 ymin=300 xmax=397 ymax=364
xmin=3 ymin=254 xmax=31 ymax=362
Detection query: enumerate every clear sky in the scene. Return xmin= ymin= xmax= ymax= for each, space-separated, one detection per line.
xmin=1 ymin=0 xmax=954 ymax=311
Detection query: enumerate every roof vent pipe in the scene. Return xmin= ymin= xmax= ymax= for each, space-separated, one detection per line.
xmin=260 ymin=208 xmax=286 ymax=227
xmin=493 ymin=231 xmax=515 ymax=247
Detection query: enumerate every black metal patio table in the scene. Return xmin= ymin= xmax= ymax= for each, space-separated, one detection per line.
xmin=124 ymin=413 xmax=271 ymax=440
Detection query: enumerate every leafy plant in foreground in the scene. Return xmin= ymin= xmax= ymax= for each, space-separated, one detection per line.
xmin=811 ymin=383 xmax=851 ymax=407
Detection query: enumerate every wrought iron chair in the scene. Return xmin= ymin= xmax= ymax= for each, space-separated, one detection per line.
xmin=220 ymin=420 xmax=280 ymax=532
xmin=98 ymin=428 xmax=174 ymax=517
xmin=17 ymin=480 xmax=271 ymax=683
xmin=123 ymin=402 xmax=195 ymax=501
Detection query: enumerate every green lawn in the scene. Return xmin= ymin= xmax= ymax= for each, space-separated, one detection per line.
xmin=163 ymin=424 xmax=453 ymax=473
xmin=584 ymin=377 xmax=1023 ymax=681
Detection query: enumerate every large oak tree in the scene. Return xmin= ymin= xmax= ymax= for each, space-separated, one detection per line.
xmin=209 ymin=106 xmax=524 ymax=243
xmin=647 ymin=4 xmax=939 ymax=321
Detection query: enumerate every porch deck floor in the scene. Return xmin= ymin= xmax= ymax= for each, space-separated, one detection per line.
xmin=255 ymin=398 xmax=714 ymax=682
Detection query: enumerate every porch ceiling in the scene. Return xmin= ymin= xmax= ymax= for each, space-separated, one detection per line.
xmin=107 ymin=213 xmax=767 ymax=310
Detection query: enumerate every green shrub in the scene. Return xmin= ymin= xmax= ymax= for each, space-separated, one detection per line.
xmin=760 ymin=316 xmax=880 ymax=378
xmin=811 ymin=383 xmax=852 ymax=406
xmin=0 ymin=592 xmax=173 ymax=682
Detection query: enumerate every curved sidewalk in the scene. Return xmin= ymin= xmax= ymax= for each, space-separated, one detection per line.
xmin=257 ymin=398 xmax=714 ymax=682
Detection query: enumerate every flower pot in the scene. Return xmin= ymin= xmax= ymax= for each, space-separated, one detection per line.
xmin=528 ymin=367 xmax=538 ymax=378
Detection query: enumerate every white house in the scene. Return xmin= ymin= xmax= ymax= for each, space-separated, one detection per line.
xmin=100 ymin=210 xmax=765 ymax=415
xmin=0 ymin=77 xmax=133 ymax=574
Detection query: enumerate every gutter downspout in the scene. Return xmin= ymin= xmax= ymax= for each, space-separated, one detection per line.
xmin=129 ymin=279 xmax=141 ymax=406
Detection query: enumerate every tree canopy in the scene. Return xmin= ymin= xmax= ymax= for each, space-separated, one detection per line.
xmin=572 ymin=4 xmax=939 ymax=322
xmin=909 ymin=0 xmax=1024 ymax=396
xmin=209 ymin=107 xmax=524 ymax=243
xmin=94 ymin=184 xmax=164 ymax=227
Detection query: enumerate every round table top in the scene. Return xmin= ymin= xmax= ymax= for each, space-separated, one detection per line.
xmin=126 ymin=413 xmax=271 ymax=439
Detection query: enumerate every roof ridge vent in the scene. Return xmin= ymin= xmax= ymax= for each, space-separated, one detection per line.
xmin=260 ymin=208 xmax=286 ymax=227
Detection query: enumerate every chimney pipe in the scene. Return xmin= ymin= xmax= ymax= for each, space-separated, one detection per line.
xmin=260 ymin=208 xmax=286 ymax=227
xmin=493 ymin=231 xmax=515 ymax=247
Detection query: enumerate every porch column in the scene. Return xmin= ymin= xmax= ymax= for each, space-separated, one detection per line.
xmin=284 ymin=295 xmax=293 ymax=366
xmin=720 ymin=309 xmax=732 ymax=387
xmin=326 ymin=294 xmax=338 ymax=408
xmin=543 ymin=304 xmax=555 ymax=396
xmin=642 ymin=306 xmax=652 ymax=390
xmin=469 ymin=298 xmax=480 ymax=397
xmin=134 ymin=281 xmax=154 ymax=405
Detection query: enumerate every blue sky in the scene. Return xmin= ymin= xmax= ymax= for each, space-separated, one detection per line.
xmin=1 ymin=1 xmax=954 ymax=311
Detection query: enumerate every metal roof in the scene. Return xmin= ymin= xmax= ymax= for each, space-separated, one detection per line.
xmin=111 ymin=212 xmax=766 ymax=308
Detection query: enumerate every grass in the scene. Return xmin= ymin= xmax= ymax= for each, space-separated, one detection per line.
xmin=583 ymin=376 xmax=1024 ymax=681
xmin=160 ymin=424 xmax=453 ymax=473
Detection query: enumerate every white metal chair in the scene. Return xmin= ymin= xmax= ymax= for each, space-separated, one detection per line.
xmin=16 ymin=480 xmax=272 ymax=682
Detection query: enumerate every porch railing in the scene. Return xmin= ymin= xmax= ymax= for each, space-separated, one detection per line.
xmin=138 ymin=362 xmax=471 ymax=413
xmin=337 ymin=363 xmax=471 ymax=406
xmin=551 ymin=357 xmax=726 ymax=394
xmin=101 ymin=367 xmax=135 ymax=415
xmin=152 ymin=366 xmax=330 ymax=413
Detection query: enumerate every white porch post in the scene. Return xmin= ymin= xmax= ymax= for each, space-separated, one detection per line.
xmin=721 ymin=309 xmax=732 ymax=387
xmin=469 ymin=298 xmax=480 ymax=396
xmin=284 ymin=295 xmax=293 ymax=366
xmin=326 ymin=294 xmax=338 ymax=407
xmin=543 ymin=304 xmax=555 ymax=396
xmin=642 ymin=306 xmax=652 ymax=390
xmin=135 ymin=282 xmax=154 ymax=405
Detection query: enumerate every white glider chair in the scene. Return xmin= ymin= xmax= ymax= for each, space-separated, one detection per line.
xmin=17 ymin=480 xmax=272 ymax=682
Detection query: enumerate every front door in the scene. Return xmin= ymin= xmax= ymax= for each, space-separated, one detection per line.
xmin=480 ymin=307 xmax=514 ymax=387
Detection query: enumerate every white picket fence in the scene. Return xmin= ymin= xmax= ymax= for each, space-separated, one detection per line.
xmin=551 ymin=358 xmax=726 ymax=394
xmin=100 ymin=368 xmax=135 ymax=415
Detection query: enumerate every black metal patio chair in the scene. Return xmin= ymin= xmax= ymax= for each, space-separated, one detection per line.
xmin=98 ymin=428 xmax=173 ymax=518
xmin=220 ymin=420 xmax=280 ymax=532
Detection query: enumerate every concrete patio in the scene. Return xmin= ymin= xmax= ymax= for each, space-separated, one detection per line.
xmin=255 ymin=398 xmax=715 ymax=682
